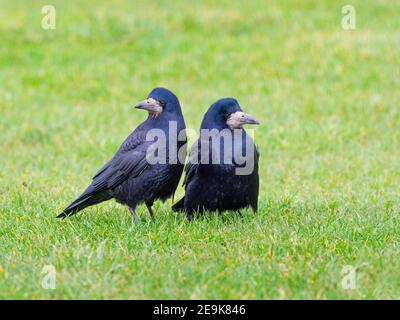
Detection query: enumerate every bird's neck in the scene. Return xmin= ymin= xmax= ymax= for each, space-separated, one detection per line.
xmin=145 ymin=112 xmax=185 ymax=132
xmin=201 ymin=116 xmax=228 ymax=131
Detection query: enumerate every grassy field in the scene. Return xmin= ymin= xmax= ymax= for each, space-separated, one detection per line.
xmin=1 ymin=0 xmax=399 ymax=299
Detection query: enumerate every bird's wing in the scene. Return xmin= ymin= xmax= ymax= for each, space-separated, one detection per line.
xmin=92 ymin=149 xmax=148 ymax=191
xmin=255 ymin=144 xmax=260 ymax=158
xmin=183 ymin=134 xmax=260 ymax=188
xmin=182 ymin=139 xmax=201 ymax=189
xmin=90 ymin=131 xmax=150 ymax=192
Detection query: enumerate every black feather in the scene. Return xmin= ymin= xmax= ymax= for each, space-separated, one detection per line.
xmin=59 ymin=87 xmax=186 ymax=219
xmin=172 ymin=98 xmax=259 ymax=218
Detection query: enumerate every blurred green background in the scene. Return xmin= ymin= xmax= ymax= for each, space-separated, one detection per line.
xmin=0 ymin=0 xmax=399 ymax=299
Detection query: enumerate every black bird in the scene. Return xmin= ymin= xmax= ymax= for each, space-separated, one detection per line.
xmin=172 ymin=98 xmax=260 ymax=220
xmin=58 ymin=87 xmax=187 ymax=222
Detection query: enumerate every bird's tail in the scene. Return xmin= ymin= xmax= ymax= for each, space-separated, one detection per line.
xmin=171 ymin=197 xmax=185 ymax=212
xmin=57 ymin=188 xmax=111 ymax=219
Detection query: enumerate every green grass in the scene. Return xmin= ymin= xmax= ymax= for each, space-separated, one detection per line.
xmin=1 ymin=0 xmax=400 ymax=299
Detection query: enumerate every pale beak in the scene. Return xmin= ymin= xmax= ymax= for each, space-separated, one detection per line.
xmin=227 ymin=111 xmax=260 ymax=129
xmin=134 ymin=98 xmax=163 ymax=117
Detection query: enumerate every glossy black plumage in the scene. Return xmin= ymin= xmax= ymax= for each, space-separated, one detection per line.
xmin=172 ymin=98 xmax=259 ymax=219
xmin=58 ymin=87 xmax=186 ymax=220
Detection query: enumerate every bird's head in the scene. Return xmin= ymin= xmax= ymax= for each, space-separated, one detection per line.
xmin=134 ymin=87 xmax=182 ymax=119
xmin=201 ymin=98 xmax=260 ymax=130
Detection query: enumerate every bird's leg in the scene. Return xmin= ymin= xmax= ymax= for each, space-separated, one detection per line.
xmin=145 ymin=202 xmax=155 ymax=220
xmin=128 ymin=207 xmax=139 ymax=224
